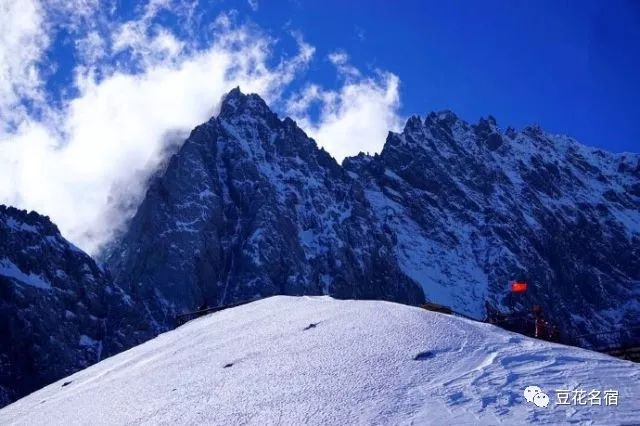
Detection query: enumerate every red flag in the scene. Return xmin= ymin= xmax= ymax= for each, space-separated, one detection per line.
xmin=511 ymin=281 xmax=528 ymax=293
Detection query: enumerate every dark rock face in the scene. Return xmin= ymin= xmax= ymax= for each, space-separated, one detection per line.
xmin=102 ymin=88 xmax=424 ymax=334
xmin=344 ymin=113 xmax=640 ymax=347
xmin=0 ymin=206 xmax=144 ymax=406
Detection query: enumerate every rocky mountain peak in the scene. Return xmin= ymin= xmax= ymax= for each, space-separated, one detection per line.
xmin=345 ymin=103 xmax=639 ymax=346
xmin=473 ymin=116 xmax=503 ymax=151
xmin=102 ymin=88 xmax=425 ymax=334
xmin=218 ymin=86 xmax=275 ymax=122
xmin=425 ymin=110 xmax=460 ymax=127
xmin=403 ymin=115 xmax=423 ymax=133
xmin=103 ymin=89 xmax=638 ymax=351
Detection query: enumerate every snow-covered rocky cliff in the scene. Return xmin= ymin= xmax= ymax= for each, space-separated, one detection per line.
xmin=0 ymin=206 xmax=145 ymax=406
xmin=105 ymin=89 xmax=639 ymax=347
xmin=344 ymin=112 xmax=640 ymax=345
xmin=3 ymin=87 xmax=638 ymax=408
xmin=102 ymin=88 xmax=425 ymax=334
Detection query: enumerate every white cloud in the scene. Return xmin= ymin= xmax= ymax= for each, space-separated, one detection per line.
xmin=327 ymin=50 xmax=360 ymax=79
xmin=142 ymin=0 xmax=173 ymax=20
xmin=0 ymin=0 xmax=49 ymax=133
xmin=75 ymin=30 xmax=107 ymax=64
xmin=0 ymin=7 xmax=314 ymax=254
xmin=0 ymin=1 xmax=403 ymax=256
xmin=248 ymin=0 xmax=259 ymax=12
xmin=0 ymin=0 xmax=107 ymax=133
xmin=112 ymin=22 xmax=186 ymax=66
xmin=45 ymin=0 xmax=100 ymax=20
xmin=286 ymin=52 xmax=403 ymax=163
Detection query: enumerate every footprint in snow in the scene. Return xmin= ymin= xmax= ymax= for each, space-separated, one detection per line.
xmin=304 ymin=322 xmax=319 ymax=331
xmin=414 ymin=351 xmax=435 ymax=361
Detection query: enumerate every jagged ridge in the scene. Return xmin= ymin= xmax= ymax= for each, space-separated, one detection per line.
xmin=105 ymin=88 xmax=639 ymax=348
xmin=102 ymin=88 xmax=425 ymax=335
xmin=345 ymin=110 xmax=640 ymax=345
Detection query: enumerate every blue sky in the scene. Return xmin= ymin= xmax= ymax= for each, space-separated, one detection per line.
xmin=29 ymin=0 xmax=640 ymax=152
xmin=0 ymin=0 xmax=639 ymax=251
xmin=256 ymin=0 xmax=639 ymax=153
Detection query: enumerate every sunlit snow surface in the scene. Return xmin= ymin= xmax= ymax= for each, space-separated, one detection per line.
xmin=1 ymin=296 xmax=638 ymax=425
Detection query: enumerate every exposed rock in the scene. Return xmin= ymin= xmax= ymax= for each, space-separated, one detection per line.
xmin=345 ymin=112 xmax=640 ymax=347
xmin=0 ymin=205 xmax=145 ymax=407
xmin=102 ymin=88 xmax=424 ymax=334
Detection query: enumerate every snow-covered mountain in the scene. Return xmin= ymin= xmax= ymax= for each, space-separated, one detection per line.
xmin=104 ymin=88 xmax=640 ymax=347
xmin=1 ymin=296 xmax=638 ymax=425
xmin=0 ymin=206 xmax=146 ymax=406
xmin=344 ymin=113 xmax=640 ymax=345
xmin=3 ymin=87 xmax=637 ymax=409
xmin=102 ymin=87 xmax=424 ymax=334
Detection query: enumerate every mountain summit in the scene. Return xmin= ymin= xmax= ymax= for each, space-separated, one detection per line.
xmin=102 ymin=88 xmax=424 ymax=334
xmin=104 ymin=88 xmax=640 ymax=346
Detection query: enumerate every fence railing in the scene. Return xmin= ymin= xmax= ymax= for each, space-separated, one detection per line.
xmin=175 ymin=299 xmax=255 ymax=327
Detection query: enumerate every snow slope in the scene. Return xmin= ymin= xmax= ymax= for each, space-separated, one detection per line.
xmin=1 ymin=296 xmax=638 ymax=425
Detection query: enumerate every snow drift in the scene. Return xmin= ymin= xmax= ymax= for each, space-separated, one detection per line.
xmin=1 ymin=296 xmax=638 ymax=425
